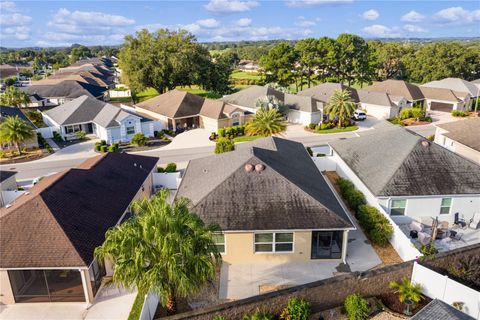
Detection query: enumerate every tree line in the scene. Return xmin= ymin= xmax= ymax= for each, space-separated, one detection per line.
xmin=259 ymin=35 xmax=480 ymax=91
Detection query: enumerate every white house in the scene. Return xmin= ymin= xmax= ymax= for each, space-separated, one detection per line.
xmin=356 ymin=89 xmax=405 ymax=119
xmin=422 ymin=78 xmax=480 ymax=111
xmin=42 ymin=95 xmax=154 ymax=144
xmin=419 ymin=86 xmax=470 ymax=113
xmin=328 ymin=124 xmax=480 ymax=226
xmin=434 ymin=118 xmax=480 ymax=164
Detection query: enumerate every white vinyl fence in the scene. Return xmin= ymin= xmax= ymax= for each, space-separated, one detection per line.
xmin=0 ymin=190 xmax=25 ymax=207
xmin=411 ymin=262 xmax=480 ymax=319
xmin=36 ymin=127 xmax=55 ymax=139
xmin=109 ymin=89 xmax=131 ymax=98
xmin=152 ymin=172 xmax=181 ymax=190
xmin=139 ymin=292 xmax=159 ymax=320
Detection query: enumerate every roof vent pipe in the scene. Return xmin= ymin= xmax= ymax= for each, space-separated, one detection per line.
xmin=421 ymin=140 xmax=430 ymax=147
xmin=255 ymin=164 xmax=265 ymax=172
xmin=245 ymin=164 xmax=254 ymax=172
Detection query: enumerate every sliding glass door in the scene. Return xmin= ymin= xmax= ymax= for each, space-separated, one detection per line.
xmin=311 ymin=231 xmax=343 ymax=259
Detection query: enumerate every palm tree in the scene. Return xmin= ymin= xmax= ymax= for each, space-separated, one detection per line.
xmin=94 ymin=190 xmax=221 ymax=314
xmin=389 ymin=277 xmax=423 ymax=305
xmin=324 ymin=89 xmax=357 ymax=128
xmin=0 ymin=86 xmax=30 ymax=108
xmin=255 ymin=95 xmax=289 ymax=115
xmin=0 ymin=116 xmax=34 ymax=155
xmin=245 ymin=108 xmax=286 ymax=137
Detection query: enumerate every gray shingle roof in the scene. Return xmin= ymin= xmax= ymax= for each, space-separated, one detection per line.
xmin=436 ymin=118 xmax=480 ymax=152
xmin=23 ymin=80 xmax=106 ymax=100
xmin=221 ymin=85 xmax=285 ymax=109
xmin=0 ymin=105 xmax=36 ymax=128
xmin=0 ymin=170 xmax=17 ymax=183
xmin=356 ymin=89 xmax=394 ymax=107
xmin=330 ymin=125 xmax=480 ymax=197
xmin=176 ymin=137 xmax=354 ymax=231
xmin=411 ymin=299 xmax=474 ymax=320
xmin=423 ymin=78 xmax=478 ymax=97
xmin=298 ymin=83 xmax=359 ymax=103
xmin=364 ymin=80 xmax=424 ymax=101
xmin=45 ymin=95 xmax=150 ymax=128
xmin=284 ymin=93 xmax=322 ymax=112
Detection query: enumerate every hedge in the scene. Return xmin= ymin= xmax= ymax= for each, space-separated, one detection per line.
xmin=337 ymin=177 xmax=366 ymax=212
xmin=215 ymin=137 xmax=235 ymax=154
xmin=357 ymin=205 xmax=393 ymax=246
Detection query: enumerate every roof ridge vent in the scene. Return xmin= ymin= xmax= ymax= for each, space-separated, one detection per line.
xmin=245 ymin=164 xmax=254 ymax=172
xmin=255 ymin=164 xmax=265 ymax=172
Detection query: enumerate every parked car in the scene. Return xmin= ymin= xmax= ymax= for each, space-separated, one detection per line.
xmin=353 ymin=110 xmax=367 ymax=121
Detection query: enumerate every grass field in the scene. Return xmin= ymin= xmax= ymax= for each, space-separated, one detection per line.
xmin=313 ymin=125 xmax=359 ymax=134
xmin=136 ymin=87 xmax=159 ymax=102
xmin=230 ymin=70 xmax=263 ymax=81
xmin=233 ymin=135 xmax=261 ymax=143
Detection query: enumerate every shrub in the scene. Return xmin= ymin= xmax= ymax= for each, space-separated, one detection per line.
xmin=100 ymin=140 xmax=107 ymax=145
xmin=420 ymin=244 xmax=438 ymax=257
xmin=306 ymin=147 xmax=313 ymax=157
xmin=209 ymin=132 xmax=217 ymax=141
xmin=130 ymin=133 xmax=148 ymax=146
xmin=165 ymin=163 xmax=177 ymax=173
xmin=316 ymin=153 xmax=326 ymax=157
xmin=75 ymin=130 xmax=86 ymax=140
xmin=388 ymin=117 xmax=404 ymax=126
xmin=280 ymin=297 xmax=311 ymax=320
xmin=389 ymin=278 xmax=423 ymax=306
xmin=113 ymin=143 xmax=119 ymax=150
xmin=0 ymin=150 xmax=5 ymax=158
xmin=447 ymin=255 xmax=480 ymax=289
xmin=357 ymin=205 xmax=393 ymax=246
xmin=320 ymin=122 xmax=334 ymax=130
xmin=94 ymin=143 xmax=102 ymax=152
xmin=213 ymin=317 xmax=226 ymax=320
xmin=52 ymin=131 xmax=63 ymax=142
xmin=218 ymin=128 xmax=225 ymax=137
xmin=344 ymin=294 xmax=369 ymax=320
xmin=100 ymin=145 xmax=108 ymax=153
xmin=410 ymin=108 xmax=425 ymax=119
xmin=242 ymin=311 xmax=275 ymax=320
xmin=108 ymin=145 xmax=116 ymax=152
xmin=308 ymin=123 xmax=316 ymax=130
xmin=157 ymin=166 xmax=165 ymax=173
xmin=427 ymin=135 xmax=435 ymax=141
xmin=452 ymin=110 xmax=467 ymax=117
xmin=215 ymin=137 xmax=235 ymax=154
xmin=337 ymin=178 xmax=366 ymax=212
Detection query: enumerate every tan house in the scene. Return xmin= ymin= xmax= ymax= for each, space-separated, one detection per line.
xmin=135 ymin=89 xmax=252 ymax=132
xmin=419 ymin=86 xmax=470 ymax=112
xmin=175 ymin=137 xmax=355 ymax=265
xmin=0 ymin=152 xmax=158 ymax=305
xmin=422 ymin=78 xmax=479 ymax=111
xmin=435 ymin=118 xmax=480 ymax=164
xmin=364 ymin=80 xmax=425 ymax=108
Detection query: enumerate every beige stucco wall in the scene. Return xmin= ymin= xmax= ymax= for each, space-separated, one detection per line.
xmin=221 ymin=231 xmax=344 ymax=264
xmin=451 ymin=142 xmax=480 ymax=164
xmin=0 ymin=270 xmax=15 ymax=304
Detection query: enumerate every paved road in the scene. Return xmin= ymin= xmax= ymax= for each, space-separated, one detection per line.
xmin=1 ymin=124 xmax=435 ymax=180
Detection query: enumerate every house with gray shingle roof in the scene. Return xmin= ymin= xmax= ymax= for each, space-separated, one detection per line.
xmin=363 ymin=79 xmax=425 ymax=107
xmin=42 ymin=95 xmax=154 ymax=143
xmin=419 ymin=86 xmax=470 ymax=112
xmin=329 ymin=125 xmax=480 ymax=226
xmin=422 ymin=78 xmax=479 ymax=111
xmin=176 ymin=136 xmax=355 ymax=265
xmin=434 ymin=118 xmax=480 ymax=164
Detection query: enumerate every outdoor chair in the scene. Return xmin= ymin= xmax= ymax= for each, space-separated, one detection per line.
xmin=449 ymin=230 xmax=463 ymax=241
xmin=453 ymin=212 xmax=467 ymax=229
xmin=417 ymin=231 xmax=431 ymax=245
xmin=469 ymin=213 xmax=480 ymax=230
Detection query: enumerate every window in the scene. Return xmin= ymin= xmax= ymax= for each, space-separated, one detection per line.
xmin=440 ymin=198 xmax=452 ymax=215
xmin=254 ymin=232 xmax=293 ymax=253
xmin=212 ymin=233 xmax=225 ymax=254
xmin=65 ymin=124 xmax=81 ymax=134
xmin=391 ymin=199 xmax=407 ymax=216
xmin=126 ymin=126 xmax=135 ymax=135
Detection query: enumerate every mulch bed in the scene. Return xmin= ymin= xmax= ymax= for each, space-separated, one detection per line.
xmin=153 ymin=297 xmax=192 ymax=318
xmin=401 ymin=119 xmax=432 ymax=126
xmin=379 ymin=292 xmax=431 ymax=316
xmin=0 ymin=150 xmax=47 ymax=164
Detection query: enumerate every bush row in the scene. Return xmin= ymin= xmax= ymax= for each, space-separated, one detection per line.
xmin=37 ymin=133 xmax=53 ymax=153
xmin=231 ymin=78 xmax=265 ymax=86
xmin=336 ymin=177 xmax=393 ymax=246
xmin=154 ymin=131 xmax=171 ymax=142
xmin=215 ymin=137 xmax=235 ymax=154
xmin=94 ymin=140 xmax=119 ymax=153
xmin=399 ymin=107 xmax=425 ymax=120
xmin=452 ymin=110 xmax=467 ymax=117
xmin=157 ymin=163 xmax=177 ymax=173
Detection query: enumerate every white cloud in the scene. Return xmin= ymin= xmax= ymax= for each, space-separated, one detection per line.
xmin=235 ymin=18 xmax=252 ymax=27
xmin=0 ymin=2 xmax=31 ymax=41
xmin=403 ymin=24 xmax=427 ymax=33
xmin=434 ymin=6 xmax=480 ymax=24
xmin=295 ymin=16 xmax=318 ymax=27
xmin=204 ymin=0 xmax=259 ymax=13
xmin=401 ymin=10 xmax=425 ymax=22
xmin=39 ymin=8 xmax=135 ymax=46
xmin=362 ymin=24 xmax=400 ymax=38
xmin=196 ymin=18 xmax=220 ymax=28
xmin=286 ymin=0 xmax=352 ymax=7
xmin=362 ymin=9 xmax=379 ymax=21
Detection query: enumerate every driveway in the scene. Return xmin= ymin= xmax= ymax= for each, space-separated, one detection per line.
xmin=161 ymin=129 xmax=215 ymax=150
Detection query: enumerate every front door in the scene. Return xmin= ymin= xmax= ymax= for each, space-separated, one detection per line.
xmin=86 ymin=123 xmax=93 ymax=133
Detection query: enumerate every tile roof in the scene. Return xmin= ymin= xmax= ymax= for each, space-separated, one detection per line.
xmin=0 ymin=105 xmax=36 ymax=128
xmin=364 ymin=80 xmax=424 ymax=101
xmin=330 ymin=125 xmax=480 ymax=197
xmin=436 ymin=118 xmax=480 ymax=152
xmin=221 ymin=85 xmax=285 ymax=109
xmin=45 ymin=95 xmax=150 ymax=128
xmin=176 ymin=137 xmax=354 ymax=231
xmin=423 ymin=78 xmax=479 ymax=97
xmin=136 ymin=89 xmax=205 ymax=118
xmin=0 ymin=152 xmax=158 ymax=268
xmin=23 ymin=80 xmax=107 ymax=99
xmin=411 ymin=299 xmax=474 ymax=320
xmin=0 ymin=170 xmax=17 ymax=183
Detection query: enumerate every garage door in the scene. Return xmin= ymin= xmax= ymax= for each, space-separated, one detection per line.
xmin=430 ymin=102 xmax=453 ymax=112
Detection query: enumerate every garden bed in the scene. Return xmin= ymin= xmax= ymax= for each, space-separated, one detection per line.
xmin=0 ymin=149 xmax=46 ymax=164
xmin=379 ymin=292 xmax=431 ymax=316
xmin=305 ymin=124 xmax=358 ymax=134
xmin=233 ymin=135 xmax=261 ymax=143
xmin=119 ymin=138 xmax=170 ymax=152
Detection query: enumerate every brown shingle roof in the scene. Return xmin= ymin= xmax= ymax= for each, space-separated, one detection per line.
xmin=437 ymin=118 xmax=480 ymax=152
xmin=0 ymin=153 xmax=158 ymax=268
xmin=199 ymin=99 xmax=228 ymax=119
xmin=364 ymin=80 xmax=424 ymax=101
xmin=136 ymin=89 xmax=205 ymax=118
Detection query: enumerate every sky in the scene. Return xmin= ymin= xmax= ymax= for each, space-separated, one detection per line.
xmin=0 ymin=0 xmax=479 ymax=48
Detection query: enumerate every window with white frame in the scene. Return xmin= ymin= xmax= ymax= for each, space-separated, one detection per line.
xmin=126 ymin=126 xmax=135 ymax=135
xmin=65 ymin=124 xmax=82 ymax=134
xmin=212 ymin=233 xmax=225 ymax=254
xmin=254 ymin=232 xmax=293 ymax=253
xmin=440 ymin=198 xmax=452 ymax=214
xmin=390 ymin=199 xmax=407 ymax=216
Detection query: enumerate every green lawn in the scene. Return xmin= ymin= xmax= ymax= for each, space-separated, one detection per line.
xmin=127 ymin=293 xmax=145 ymax=320
xmin=313 ymin=125 xmax=359 ymax=134
xmin=230 ymin=70 xmax=263 ymax=81
xmin=136 ymin=87 xmax=159 ymax=102
xmin=177 ymin=86 xmax=222 ymax=99
xmin=233 ymin=135 xmax=262 ymax=143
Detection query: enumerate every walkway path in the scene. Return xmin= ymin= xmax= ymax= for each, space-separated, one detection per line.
xmin=161 ymin=129 xmax=215 ymax=150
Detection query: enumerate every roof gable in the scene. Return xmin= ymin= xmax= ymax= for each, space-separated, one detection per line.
xmin=298 ymin=83 xmax=359 ymax=103
xmin=136 ymin=89 xmax=204 ymax=118
xmin=423 ymin=78 xmax=478 ymax=97
xmin=221 ymin=85 xmax=284 ymax=109
xmin=364 ymin=80 xmax=424 ymax=101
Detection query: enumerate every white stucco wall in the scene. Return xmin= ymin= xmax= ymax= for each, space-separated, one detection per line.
xmin=360 ymin=103 xmax=398 ymax=119
xmin=287 ymin=110 xmax=322 ymax=125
